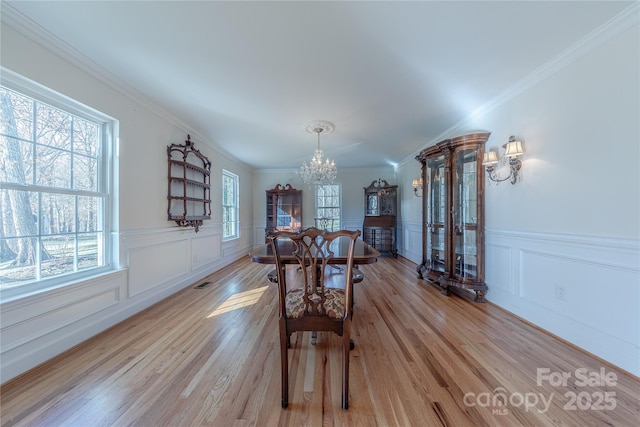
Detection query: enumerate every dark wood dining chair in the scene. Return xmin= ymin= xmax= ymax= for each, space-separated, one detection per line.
xmin=267 ymin=227 xmax=360 ymax=410
xmin=315 ymin=218 xmax=341 ymax=271
xmin=314 ymin=217 xmax=337 ymax=231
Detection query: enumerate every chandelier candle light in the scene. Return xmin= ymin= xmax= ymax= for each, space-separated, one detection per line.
xmin=299 ymin=120 xmax=337 ymax=186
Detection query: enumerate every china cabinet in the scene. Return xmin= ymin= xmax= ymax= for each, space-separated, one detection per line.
xmin=167 ymin=135 xmax=211 ymax=232
xmin=415 ymin=132 xmax=490 ymax=302
xmin=265 ymin=184 xmax=302 ymax=240
xmin=362 ymin=179 xmax=398 ymax=257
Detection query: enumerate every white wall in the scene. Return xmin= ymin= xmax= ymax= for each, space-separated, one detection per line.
xmin=397 ymin=11 xmax=640 ymax=376
xmin=0 ymin=22 xmax=253 ymax=383
xmin=251 ymin=168 xmax=395 ymax=245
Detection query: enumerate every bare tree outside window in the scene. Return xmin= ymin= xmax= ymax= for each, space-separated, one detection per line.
xmin=0 ymin=83 xmax=108 ymax=295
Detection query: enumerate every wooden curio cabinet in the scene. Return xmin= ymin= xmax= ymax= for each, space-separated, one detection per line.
xmin=415 ymin=132 xmax=490 ymax=302
xmin=265 ymin=184 xmax=302 ymax=240
xmin=167 ymin=135 xmax=211 ymax=232
xmin=362 ymin=179 xmax=398 ymax=257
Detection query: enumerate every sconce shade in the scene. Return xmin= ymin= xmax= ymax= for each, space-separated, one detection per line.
xmin=412 ymin=177 xmax=423 ymax=197
xmin=482 ymin=151 xmax=499 ymax=165
xmin=483 ymin=135 xmax=524 ymax=185
xmin=504 ymin=139 xmax=524 ymax=158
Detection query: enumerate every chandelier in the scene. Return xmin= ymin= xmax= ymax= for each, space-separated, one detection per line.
xmin=299 ymin=120 xmax=337 ymax=186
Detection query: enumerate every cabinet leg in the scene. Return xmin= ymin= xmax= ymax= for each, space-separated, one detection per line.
xmin=440 ymin=285 xmax=451 ymax=296
xmin=474 ymin=290 xmax=487 ymax=303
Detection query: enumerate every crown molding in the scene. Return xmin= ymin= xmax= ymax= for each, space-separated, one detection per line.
xmin=398 ymin=2 xmax=640 ymax=170
xmin=0 ymin=2 xmax=244 ymax=164
xmin=464 ymin=1 xmax=639 ymax=124
xmin=1 ymin=4 xmax=178 ymax=125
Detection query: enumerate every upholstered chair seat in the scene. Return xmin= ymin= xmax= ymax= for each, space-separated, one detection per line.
xmin=285 ymin=288 xmax=345 ymax=319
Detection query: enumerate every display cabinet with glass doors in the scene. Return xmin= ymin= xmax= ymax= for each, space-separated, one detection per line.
xmin=415 ymin=132 xmax=490 ymax=302
xmin=362 ymin=178 xmax=398 ymax=257
xmin=265 ymin=184 xmax=302 ymax=241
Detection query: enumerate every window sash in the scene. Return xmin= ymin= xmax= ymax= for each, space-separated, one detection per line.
xmin=222 ymin=170 xmax=239 ymax=239
xmin=315 ymin=184 xmax=341 ymax=231
xmin=0 ymin=70 xmax=113 ymax=300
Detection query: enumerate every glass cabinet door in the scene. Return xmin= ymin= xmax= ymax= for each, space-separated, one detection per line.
xmin=292 ymin=192 xmax=302 ymax=230
xmin=276 ymin=194 xmax=293 ymax=229
xmin=426 ymin=154 xmax=446 ymax=273
xmin=265 ymin=185 xmax=302 ymax=240
xmin=276 ymin=193 xmax=302 ymax=231
xmin=452 ymin=148 xmax=479 ymax=280
xmin=366 ymin=193 xmax=379 ymax=216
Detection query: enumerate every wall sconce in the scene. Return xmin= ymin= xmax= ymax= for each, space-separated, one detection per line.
xmin=412 ymin=177 xmax=423 ymax=196
xmin=482 ymin=135 xmax=524 ymax=185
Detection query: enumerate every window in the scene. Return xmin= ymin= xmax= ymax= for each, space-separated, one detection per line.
xmin=315 ymin=184 xmax=341 ymax=231
xmin=222 ymin=170 xmax=239 ymax=240
xmin=0 ymin=72 xmax=113 ymax=299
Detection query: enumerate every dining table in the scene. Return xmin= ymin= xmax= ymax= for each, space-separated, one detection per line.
xmin=250 ymin=235 xmax=380 ymax=266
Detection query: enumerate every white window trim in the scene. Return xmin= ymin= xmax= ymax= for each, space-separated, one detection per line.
xmin=0 ymin=68 xmax=117 ymax=301
xmin=222 ymin=169 xmax=239 ymax=241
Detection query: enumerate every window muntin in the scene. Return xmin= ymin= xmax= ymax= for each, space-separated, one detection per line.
xmin=0 ymin=76 xmax=112 ymax=299
xmin=222 ymin=170 xmax=239 ymax=240
xmin=315 ymin=184 xmax=341 ymax=231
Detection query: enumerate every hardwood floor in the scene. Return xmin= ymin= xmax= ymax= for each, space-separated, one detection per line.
xmin=1 ymin=256 xmax=638 ymax=426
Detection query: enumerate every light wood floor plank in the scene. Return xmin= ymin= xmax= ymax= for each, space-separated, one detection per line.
xmin=1 ymin=256 xmax=638 ymax=426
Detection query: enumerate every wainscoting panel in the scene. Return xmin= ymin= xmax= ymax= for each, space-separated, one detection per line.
xmin=254 ymin=225 xmax=266 ymax=247
xmin=486 ymin=229 xmax=639 ymax=376
xmin=0 ymin=269 xmax=127 ymax=384
xmin=401 ymin=220 xmax=422 ymax=264
xmin=127 ymin=239 xmax=189 ymax=298
xmin=1 ymin=286 xmax=120 ymax=353
xmin=485 ymin=243 xmax=512 ymax=293
xmin=192 ymin=233 xmax=222 ymax=269
xmin=222 ymin=226 xmax=253 ymax=260
xmin=0 ymin=274 xmax=121 ymax=352
xmin=519 ymin=248 xmax=639 ymax=345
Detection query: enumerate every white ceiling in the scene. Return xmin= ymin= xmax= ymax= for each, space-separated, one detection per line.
xmin=3 ymin=1 xmax=633 ymax=169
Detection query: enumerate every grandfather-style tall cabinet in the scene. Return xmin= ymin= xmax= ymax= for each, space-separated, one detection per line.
xmin=362 ymin=179 xmax=398 ymax=257
xmin=415 ymin=133 xmax=490 ymax=302
xmin=265 ymin=184 xmax=302 ymax=240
